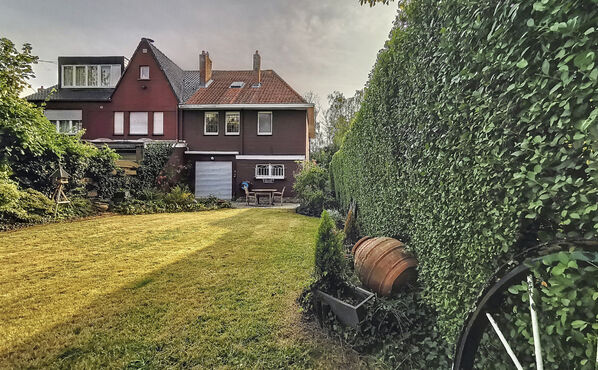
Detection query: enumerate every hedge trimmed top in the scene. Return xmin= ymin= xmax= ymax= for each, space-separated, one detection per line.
xmin=331 ymin=0 xmax=598 ymax=343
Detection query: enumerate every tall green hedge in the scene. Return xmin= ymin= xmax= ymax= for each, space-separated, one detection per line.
xmin=331 ymin=0 xmax=598 ymax=343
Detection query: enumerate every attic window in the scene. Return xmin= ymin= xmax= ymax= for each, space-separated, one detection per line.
xmin=229 ymin=81 xmax=245 ymax=88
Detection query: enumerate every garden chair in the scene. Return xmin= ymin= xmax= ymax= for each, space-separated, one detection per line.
xmin=272 ymin=187 xmax=285 ymax=206
xmin=244 ymin=186 xmax=257 ymax=205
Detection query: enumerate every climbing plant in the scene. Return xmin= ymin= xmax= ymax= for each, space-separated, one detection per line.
xmin=331 ymin=0 xmax=598 ymax=346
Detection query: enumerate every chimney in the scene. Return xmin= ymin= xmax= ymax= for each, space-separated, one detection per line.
xmin=200 ymin=51 xmax=212 ymax=86
xmin=38 ymin=86 xmax=44 ymax=92
xmin=253 ymin=50 xmax=261 ymax=85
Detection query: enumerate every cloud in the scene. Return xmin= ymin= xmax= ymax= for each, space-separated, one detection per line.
xmin=2 ymin=0 xmax=397 ymax=105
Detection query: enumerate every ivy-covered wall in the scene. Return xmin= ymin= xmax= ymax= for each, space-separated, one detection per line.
xmin=331 ymin=0 xmax=598 ymax=343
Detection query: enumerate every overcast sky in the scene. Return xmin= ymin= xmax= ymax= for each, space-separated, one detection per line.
xmin=2 ymin=0 xmax=397 ymax=106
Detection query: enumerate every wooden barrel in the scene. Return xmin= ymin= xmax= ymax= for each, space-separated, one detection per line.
xmin=351 ymin=236 xmax=417 ymax=296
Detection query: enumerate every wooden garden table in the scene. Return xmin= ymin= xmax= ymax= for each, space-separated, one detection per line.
xmin=252 ymin=188 xmax=277 ymax=206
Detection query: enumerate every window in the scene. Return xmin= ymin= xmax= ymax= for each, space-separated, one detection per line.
xmin=257 ymin=112 xmax=272 ymax=135
xmin=63 ymin=66 xmax=73 ymax=86
xmin=100 ymin=66 xmax=111 ymax=86
xmin=62 ymin=64 xmax=120 ymax=88
xmin=153 ymin=112 xmax=164 ymax=135
xmin=114 ymin=112 xmax=124 ymax=135
xmin=255 ymin=164 xmax=284 ymax=179
xmin=139 ymin=66 xmax=150 ymax=80
xmin=45 ymin=110 xmax=82 ymax=135
xmin=204 ymin=112 xmax=219 ymax=135
xmin=50 ymin=119 xmax=83 ymax=135
xmin=87 ymin=66 xmax=98 ymax=86
xmin=225 ymin=112 xmax=240 ymax=135
xmin=129 ymin=112 xmax=148 ymax=135
xmin=75 ymin=66 xmax=86 ymax=86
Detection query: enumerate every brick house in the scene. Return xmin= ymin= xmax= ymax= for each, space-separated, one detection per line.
xmin=26 ymin=38 xmax=314 ymax=200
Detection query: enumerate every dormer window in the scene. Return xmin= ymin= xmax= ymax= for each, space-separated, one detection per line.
xmin=139 ymin=66 xmax=150 ymax=80
xmin=62 ymin=64 xmax=120 ymax=88
xmin=229 ymin=81 xmax=245 ymax=88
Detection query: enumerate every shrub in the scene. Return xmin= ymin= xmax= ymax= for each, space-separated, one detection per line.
xmin=294 ymin=161 xmax=334 ymax=216
xmin=330 ymin=0 xmax=598 ymax=344
xmin=325 ymin=208 xmax=344 ymax=229
xmin=112 ymin=187 xmax=231 ymax=215
xmin=314 ymin=210 xmax=345 ymax=284
xmin=135 ymin=143 xmax=174 ymax=192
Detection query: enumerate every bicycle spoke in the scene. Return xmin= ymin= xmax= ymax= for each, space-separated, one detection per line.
xmin=486 ymin=312 xmax=524 ymax=370
xmin=527 ymin=275 xmax=544 ymax=370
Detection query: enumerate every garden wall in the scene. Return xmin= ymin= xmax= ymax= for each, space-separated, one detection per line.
xmin=331 ymin=0 xmax=598 ymax=343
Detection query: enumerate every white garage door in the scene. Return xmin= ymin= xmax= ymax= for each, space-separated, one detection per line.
xmin=195 ymin=161 xmax=232 ymax=200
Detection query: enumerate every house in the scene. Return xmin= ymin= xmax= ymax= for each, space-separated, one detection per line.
xmin=26 ymin=38 xmax=315 ymax=200
xmin=180 ymin=50 xmax=315 ymax=199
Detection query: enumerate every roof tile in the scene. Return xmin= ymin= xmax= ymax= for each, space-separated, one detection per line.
xmin=184 ymin=70 xmax=306 ymax=105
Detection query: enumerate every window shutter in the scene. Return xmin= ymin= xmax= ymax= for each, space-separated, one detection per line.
xmin=114 ymin=112 xmax=124 ymax=135
xmin=129 ymin=112 xmax=148 ymax=135
xmin=153 ymin=112 xmax=164 ymax=135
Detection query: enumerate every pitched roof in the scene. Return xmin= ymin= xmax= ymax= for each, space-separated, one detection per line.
xmin=145 ymin=40 xmax=187 ymax=102
xmin=183 ymin=70 xmax=307 ymax=105
xmin=25 ymin=85 xmax=114 ymax=102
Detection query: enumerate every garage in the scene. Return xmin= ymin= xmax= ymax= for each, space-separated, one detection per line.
xmin=194 ymin=161 xmax=233 ymax=200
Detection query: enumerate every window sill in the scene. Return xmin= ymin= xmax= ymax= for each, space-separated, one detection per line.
xmin=129 ymin=133 xmax=149 ymax=136
xmin=255 ymin=177 xmax=285 ymax=180
xmin=257 ymin=133 xmax=273 ymax=136
xmin=225 ymin=132 xmax=240 ymax=136
xmin=203 ymin=133 xmax=219 ymax=136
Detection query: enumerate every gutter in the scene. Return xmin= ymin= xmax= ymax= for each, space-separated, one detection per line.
xmin=178 ymin=103 xmax=314 ymax=110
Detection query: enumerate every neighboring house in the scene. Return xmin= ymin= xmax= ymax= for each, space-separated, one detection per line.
xmin=26 ymin=38 xmax=314 ymax=200
xmin=26 ymin=55 xmax=124 ymax=140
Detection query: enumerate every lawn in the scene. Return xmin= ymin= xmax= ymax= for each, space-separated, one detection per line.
xmin=0 ymin=209 xmax=359 ymax=368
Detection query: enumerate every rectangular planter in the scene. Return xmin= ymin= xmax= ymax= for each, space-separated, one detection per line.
xmin=315 ymin=285 xmax=374 ymax=328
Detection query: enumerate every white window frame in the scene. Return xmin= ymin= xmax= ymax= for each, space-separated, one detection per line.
xmin=204 ymin=112 xmax=219 ymax=135
xmin=62 ymin=64 xmax=119 ymax=88
xmin=255 ymin=164 xmax=285 ymax=179
xmin=225 ymin=111 xmax=240 ymax=135
xmin=153 ymin=112 xmax=164 ymax=135
xmin=114 ymin=112 xmax=124 ymax=135
xmin=139 ymin=65 xmax=150 ymax=80
xmin=129 ymin=112 xmax=149 ymax=135
xmin=257 ymin=111 xmax=273 ymax=135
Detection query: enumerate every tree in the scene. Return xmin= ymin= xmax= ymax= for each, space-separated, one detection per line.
xmin=325 ymin=90 xmax=363 ymax=149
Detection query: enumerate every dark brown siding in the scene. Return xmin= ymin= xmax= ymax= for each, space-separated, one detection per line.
xmin=243 ymin=110 xmax=306 ymax=155
xmin=182 ymin=111 xmax=243 ymax=152
xmin=183 ymin=110 xmax=306 ymax=155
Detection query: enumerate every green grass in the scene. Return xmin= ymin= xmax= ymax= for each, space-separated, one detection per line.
xmin=0 ymin=209 xmax=359 ymax=368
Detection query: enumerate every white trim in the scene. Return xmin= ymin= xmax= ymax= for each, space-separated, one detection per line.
xmin=225 ymin=111 xmax=241 ymax=135
xmin=236 ymin=155 xmax=305 ymax=161
xmin=179 ymin=103 xmax=314 ymax=110
xmin=204 ymin=111 xmax=219 ymax=135
xmin=257 ymin=111 xmax=272 ymax=136
xmin=185 ymin=151 xmax=239 ymax=155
